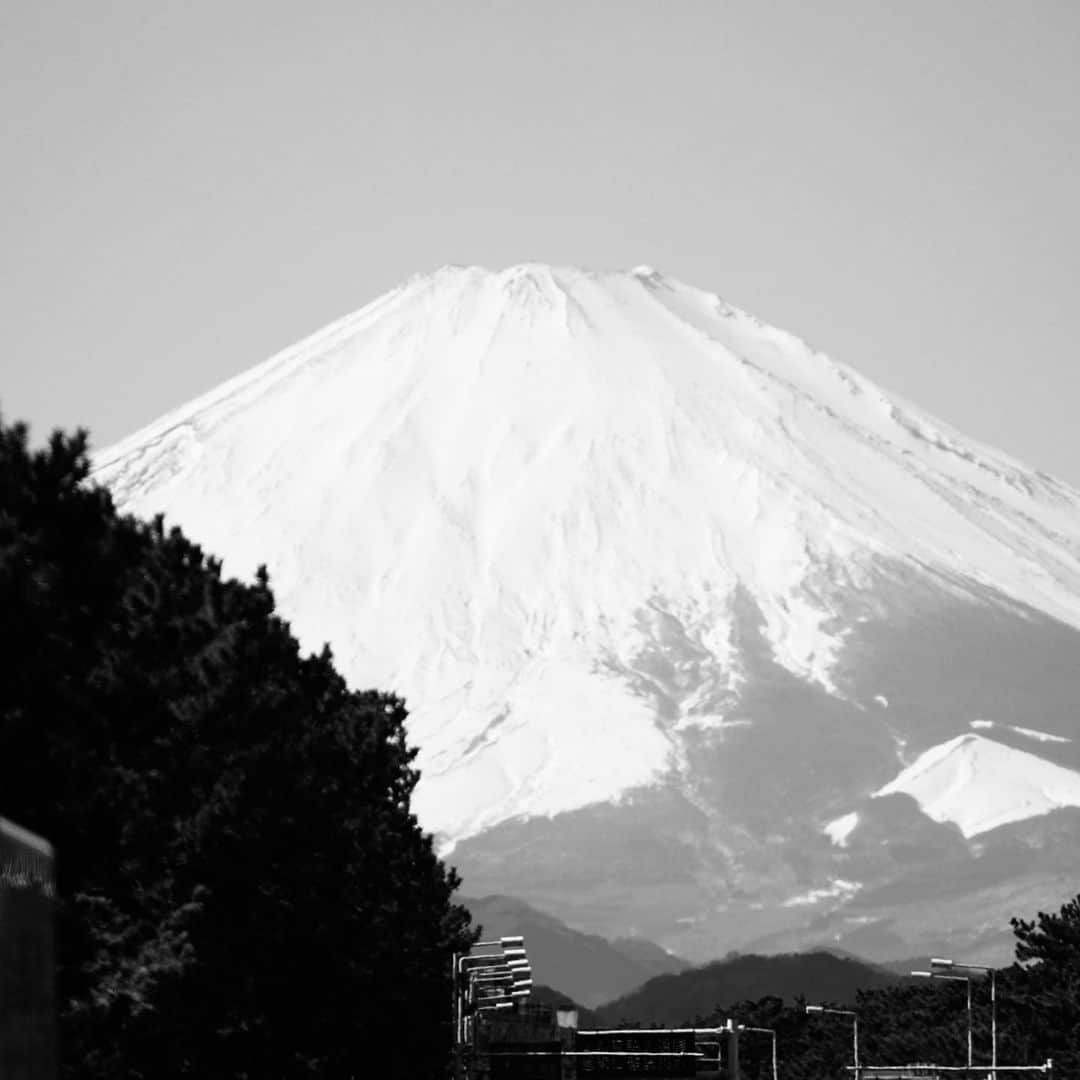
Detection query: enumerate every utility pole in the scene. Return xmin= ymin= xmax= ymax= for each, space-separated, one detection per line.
xmin=725 ymin=1019 xmax=742 ymax=1080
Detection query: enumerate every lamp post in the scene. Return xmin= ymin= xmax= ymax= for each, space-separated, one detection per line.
xmin=932 ymin=958 xmax=996 ymax=1072
xmin=806 ymin=1005 xmax=859 ymax=1079
xmin=466 ymin=965 xmax=531 ymax=1011
xmin=912 ymin=970 xmax=972 ymax=1068
xmin=742 ymin=1025 xmax=779 ymax=1080
xmin=452 ymin=935 xmax=531 ymax=1065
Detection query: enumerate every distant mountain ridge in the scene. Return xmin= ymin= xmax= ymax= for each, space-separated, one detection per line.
xmin=594 ymin=951 xmax=911 ymax=1027
xmin=464 ymin=894 xmax=914 ymax=1024
xmin=464 ymin=894 xmax=687 ymax=1007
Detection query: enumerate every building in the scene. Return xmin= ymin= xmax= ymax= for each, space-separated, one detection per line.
xmin=0 ymin=817 xmax=56 ymax=1080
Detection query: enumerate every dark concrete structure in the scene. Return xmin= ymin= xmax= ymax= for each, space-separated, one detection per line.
xmin=0 ymin=817 xmax=56 ymax=1080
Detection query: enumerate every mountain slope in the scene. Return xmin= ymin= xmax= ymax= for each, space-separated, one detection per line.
xmin=91 ymin=264 xmax=1080 ymax=961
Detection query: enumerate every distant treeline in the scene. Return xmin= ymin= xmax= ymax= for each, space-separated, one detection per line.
xmin=545 ymin=898 xmax=1080 ymax=1078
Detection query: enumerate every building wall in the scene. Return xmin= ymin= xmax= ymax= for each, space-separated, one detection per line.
xmin=0 ymin=818 xmax=56 ymax=1080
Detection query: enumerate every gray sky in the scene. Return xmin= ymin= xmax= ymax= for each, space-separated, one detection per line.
xmin=2 ymin=1 xmax=1079 ymax=483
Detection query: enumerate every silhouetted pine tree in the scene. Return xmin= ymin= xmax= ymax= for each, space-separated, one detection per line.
xmin=0 ymin=415 xmax=474 ymax=1079
xmin=1006 ymin=894 xmax=1080 ymax=1074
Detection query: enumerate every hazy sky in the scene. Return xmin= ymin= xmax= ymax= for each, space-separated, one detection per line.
xmin=3 ymin=1 xmax=1079 ymax=483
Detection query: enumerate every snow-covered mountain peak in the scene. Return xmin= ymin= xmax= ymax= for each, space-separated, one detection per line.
xmin=874 ymin=734 xmax=1080 ymax=837
xmin=92 ymin=265 xmax=1080 ymax=846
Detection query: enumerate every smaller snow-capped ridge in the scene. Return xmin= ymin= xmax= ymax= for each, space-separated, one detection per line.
xmin=824 ymin=812 xmax=860 ymax=847
xmin=968 ymin=719 xmax=1071 ymax=744
xmin=874 ymin=734 xmax=1080 ymax=837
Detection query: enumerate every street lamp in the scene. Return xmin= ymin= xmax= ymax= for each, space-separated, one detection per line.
xmin=451 ymin=935 xmax=532 ymax=1059
xmin=479 ymin=993 xmax=516 ymax=1010
xmin=741 ymin=1025 xmax=779 ymax=1080
xmin=806 ymin=1005 xmax=859 ymax=1078
xmin=912 ymin=970 xmax=972 ymax=1069
xmin=932 ymin=958 xmax=996 ymax=1071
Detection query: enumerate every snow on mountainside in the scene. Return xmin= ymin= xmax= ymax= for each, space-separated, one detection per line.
xmin=970 ymin=719 xmax=1072 ymax=744
xmin=91 ymin=264 xmax=1080 ymax=962
xmin=874 ymin=733 xmax=1080 ymax=837
xmin=91 ymin=264 xmax=1080 ymax=851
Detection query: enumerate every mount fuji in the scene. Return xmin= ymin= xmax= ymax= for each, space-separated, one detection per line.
xmin=92 ymin=264 xmax=1080 ymax=963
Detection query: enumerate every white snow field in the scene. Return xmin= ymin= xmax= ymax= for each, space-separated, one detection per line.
xmin=875 ymin=733 xmax=1080 ymax=837
xmin=92 ymin=264 xmax=1080 ymax=846
xmin=823 ymin=812 xmax=860 ymax=848
xmin=969 ymin=719 xmax=1072 ymax=743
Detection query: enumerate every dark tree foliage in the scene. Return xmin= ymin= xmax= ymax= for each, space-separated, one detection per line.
xmin=0 ymin=416 xmax=475 ymax=1079
xmin=689 ymin=995 xmax=854 ymax=1080
xmin=685 ymin=897 xmax=1080 ymax=1079
xmin=1006 ymin=894 xmax=1080 ymax=1074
